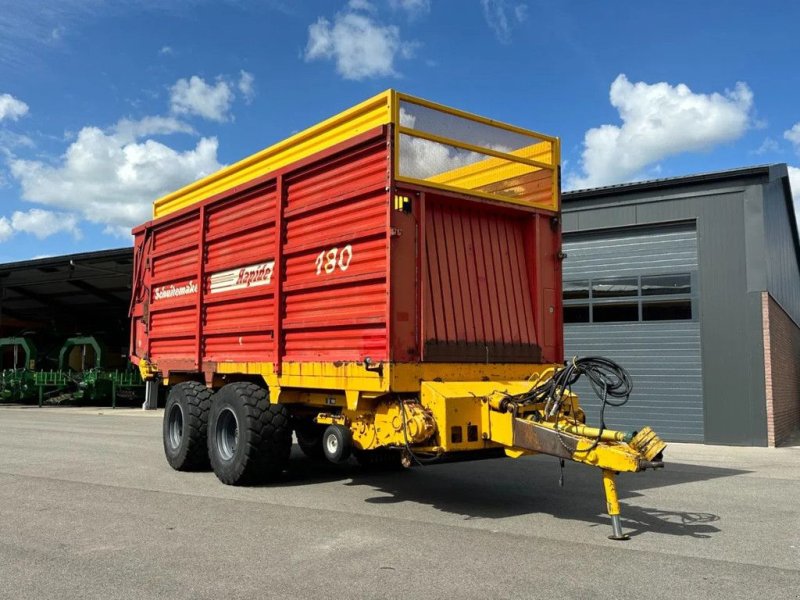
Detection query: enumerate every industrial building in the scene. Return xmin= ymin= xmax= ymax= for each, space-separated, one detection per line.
xmin=0 ymin=248 xmax=139 ymax=404
xmin=562 ymin=164 xmax=800 ymax=446
xmin=1 ymin=164 xmax=798 ymax=447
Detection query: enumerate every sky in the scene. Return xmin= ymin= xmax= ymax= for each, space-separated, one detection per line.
xmin=0 ymin=0 xmax=799 ymax=261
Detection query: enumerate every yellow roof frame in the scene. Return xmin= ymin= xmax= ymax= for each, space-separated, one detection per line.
xmin=152 ymin=90 xmax=559 ymax=219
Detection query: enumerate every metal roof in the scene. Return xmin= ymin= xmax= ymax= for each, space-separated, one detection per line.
xmin=563 ymin=164 xmax=780 ymax=201
xmin=0 ymin=247 xmax=133 ymax=335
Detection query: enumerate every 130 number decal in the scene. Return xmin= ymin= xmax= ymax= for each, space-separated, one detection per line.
xmin=315 ymin=245 xmax=353 ymax=275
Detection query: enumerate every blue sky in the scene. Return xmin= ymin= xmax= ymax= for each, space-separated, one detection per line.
xmin=0 ymin=0 xmax=798 ymax=261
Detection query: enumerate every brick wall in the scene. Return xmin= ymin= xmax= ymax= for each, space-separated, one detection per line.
xmin=762 ymin=292 xmax=800 ymax=446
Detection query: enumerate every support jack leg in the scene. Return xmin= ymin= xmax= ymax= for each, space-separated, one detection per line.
xmin=143 ymin=379 xmax=158 ymax=410
xmin=602 ymin=469 xmax=630 ymax=541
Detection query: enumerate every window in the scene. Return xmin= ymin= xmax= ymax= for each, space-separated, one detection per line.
xmin=593 ymin=302 xmax=639 ymax=322
xmin=641 ymin=274 xmax=691 ymax=296
xmin=563 ymin=272 xmax=695 ymax=324
xmin=563 ymin=280 xmax=589 ymax=300
xmin=642 ymin=299 xmax=692 ymax=321
xmin=564 ymin=305 xmax=590 ymax=323
xmin=591 ymin=277 xmax=638 ymax=298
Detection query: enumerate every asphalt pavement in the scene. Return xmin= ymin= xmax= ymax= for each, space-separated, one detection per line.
xmin=0 ymin=406 xmax=798 ymax=600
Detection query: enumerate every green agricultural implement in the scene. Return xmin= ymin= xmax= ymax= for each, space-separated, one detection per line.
xmin=0 ymin=336 xmax=145 ymax=407
xmin=0 ymin=337 xmax=38 ymax=402
xmin=58 ymin=336 xmax=145 ymax=407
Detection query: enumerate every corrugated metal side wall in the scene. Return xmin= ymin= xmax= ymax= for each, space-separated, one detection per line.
xmin=147 ymin=214 xmax=201 ymax=360
xmin=131 ymin=129 xmax=392 ymax=373
xmin=282 ymin=137 xmax=390 ymax=361
xmin=764 ymin=176 xmax=800 ymax=325
xmin=562 ymin=227 xmax=698 ymax=278
xmin=203 ymin=184 xmax=277 ymax=363
xmin=563 ymin=226 xmax=704 ymax=441
xmin=422 ymin=199 xmax=539 ymax=362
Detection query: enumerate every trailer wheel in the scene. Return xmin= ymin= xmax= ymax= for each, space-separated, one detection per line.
xmin=295 ymin=422 xmax=325 ymax=459
xmin=322 ymin=424 xmax=352 ymax=463
xmin=207 ymin=382 xmax=291 ymax=485
xmin=163 ymin=381 xmax=212 ymax=471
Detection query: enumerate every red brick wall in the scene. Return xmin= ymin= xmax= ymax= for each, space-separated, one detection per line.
xmin=762 ymin=292 xmax=800 ymax=446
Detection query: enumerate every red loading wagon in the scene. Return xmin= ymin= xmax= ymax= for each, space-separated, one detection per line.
xmin=130 ymin=90 xmax=666 ymax=540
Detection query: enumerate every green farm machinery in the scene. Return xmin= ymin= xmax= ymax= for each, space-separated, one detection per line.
xmin=0 ymin=336 xmax=145 ymax=407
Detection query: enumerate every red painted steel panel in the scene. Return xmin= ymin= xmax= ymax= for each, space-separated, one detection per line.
xmin=281 ymin=135 xmax=390 ymax=363
xmin=201 ymin=182 xmax=278 ymax=365
xmin=204 ymin=295 xmax=275 ymax=335
xmin=204 ymin=333 xmax=273 ymax=362
xmin=421 ymin=194 xmax=543 ymax=362
xmin=151 ymin=250 xmax=197 ymax=282
xmin=205 ymin=228 xmax=276 ymax=272
xmin=205 ymin=185 xmax=276 ymax=239
xmin=130 ymin=129 xmax=391 ymax=375
xmin=283 ymin=326 xmax=388 ymax=361
xmin=151 ymin=215 xmax=197 ymax=254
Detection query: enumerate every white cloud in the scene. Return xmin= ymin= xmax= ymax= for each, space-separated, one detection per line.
xmin=0 ymin=209 xmax=82 ymax=243
xmin=0 ymin=129 xmax=34 ymax=152
xmin=9 ymin=208 xmax=82 ymax=240
xmin=0 ymin=93 xmax=29 ymax=121
xmin=481 ymin=0 xmax=528 ymax=44
xmin=753 ymin=137 xmax=779 ymax=155
xmin=9 ymin=117 xmax=222 ymax=236
xmin=785 ymin=123 xmax=800 ymax=150
xmin=304 ymin=4 xmax=415 ymax=80
xmin=348 ymin=0 xmax=376 ymax=12
xmin=113 ymin=115 xmax=195 ymax=141
xmin=0 ymin=217 xmax=12 ymax=242
xmin=390 ymin=0 xmax=431 ymax=17
xmin=400 ymin=136 xmax=484 ymax=179
xmin=568 ymin=75 xmax=754 ymax=190
xmin=238 ymin=70 xmax=255 ymax=104
xmin=170 ymin=75 xmax=235 ymax=122
xmin=789 ymin=166 xmax=800 ymax=205
xmin=159 ymin=45 xmax=173 ymax=55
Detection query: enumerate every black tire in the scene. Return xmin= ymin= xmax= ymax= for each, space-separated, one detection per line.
xmin=207 ymin=382 xmax=291 ymax=485
xmin=354 ymin=448 xmax=404 ymax=470
xmin=322 ymin=425 xmax=352 ymax=463
xmin=295 ymin=421 xmax=325 ymax=459
xmin=163 ymin=381 xmax=212 ymax=471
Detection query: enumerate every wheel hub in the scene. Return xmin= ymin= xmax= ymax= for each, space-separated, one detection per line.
xmin=167 ymin=403 xmax=184 ymax=450
xmin=216 ymin=407 xmax=239 ymax=461
xmin=326 ymin=434 xmax=338 ymax=455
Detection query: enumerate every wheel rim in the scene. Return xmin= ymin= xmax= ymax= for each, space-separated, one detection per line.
xmin=325 ymin=432 xmax=338 ymax=456
xmin=216 ymin=407 xmax=239 ymax=461
xmin=167 ymin=403 xmax=184 ymax=450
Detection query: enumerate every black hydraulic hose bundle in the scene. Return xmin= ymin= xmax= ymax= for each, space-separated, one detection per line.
xmin=505 ymin=356 xmax=633 ymax=428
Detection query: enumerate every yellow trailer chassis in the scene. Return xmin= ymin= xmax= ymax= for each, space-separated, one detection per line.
xmin=146 ymin=359 xmax=666 ymax=540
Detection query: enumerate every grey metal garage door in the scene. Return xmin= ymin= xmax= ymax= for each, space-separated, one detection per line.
xmin=563 ymin=225 xmax=704 ymax=442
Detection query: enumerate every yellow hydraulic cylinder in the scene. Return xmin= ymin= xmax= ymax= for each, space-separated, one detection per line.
xmin=538 ymin=422 xmax=634 ymax=443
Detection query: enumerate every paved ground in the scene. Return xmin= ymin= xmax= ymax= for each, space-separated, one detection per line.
xmin=0 ymin=406 xmax=798 ymax=600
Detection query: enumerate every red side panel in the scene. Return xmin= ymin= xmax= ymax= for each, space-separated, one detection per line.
xmin=420 ymin=193 xmax=561 ymax=363
xmin=130 ymin=127 xmax=391 ymax=375
xmin=147 ymin=213 xmax=201 ymax=363
xmin=202 ymin=183 xmax=277 ymax=363
xmin=282 ymin=136 xmax=390 ymax=362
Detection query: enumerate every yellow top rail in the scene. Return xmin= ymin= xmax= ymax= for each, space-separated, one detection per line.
xmin=152 ymin=90 xmax=559 ymax=219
